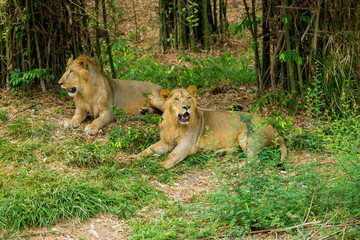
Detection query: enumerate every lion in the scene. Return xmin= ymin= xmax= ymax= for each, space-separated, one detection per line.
xmin=133 ymin=85 xmax=287 ymax=168
xmin=58 ymin=55 xmax=164 ymax=135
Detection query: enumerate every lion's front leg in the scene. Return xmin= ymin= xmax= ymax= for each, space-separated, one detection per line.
xmin=160 ymin=143 xmax=196 ymax=168
xmin=135 ymin=141 xmax=174 ymax=159
xmin=85 ymin=110 xmax=112 ymax=135
xmin=64 ymin=108 xmax=87 ymax=129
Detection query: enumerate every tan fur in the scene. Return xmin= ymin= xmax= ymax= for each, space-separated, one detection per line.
xmin=58 ymin=55 xmax=164 ymax=135
xmin=134 ymin=86 xmax=287 ymax=168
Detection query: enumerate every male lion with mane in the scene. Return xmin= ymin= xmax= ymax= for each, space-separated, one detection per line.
xmin=133 ymin=85 xmax=287 ymax=168
xmin=58 ymin=55 xmax=164 ymax=135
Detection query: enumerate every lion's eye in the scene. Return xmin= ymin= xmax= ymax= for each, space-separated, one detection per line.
xmin=174 ymin=98 xmax=180 ymax=102
xmin=187 ymin=97 xmax=191 ymax=100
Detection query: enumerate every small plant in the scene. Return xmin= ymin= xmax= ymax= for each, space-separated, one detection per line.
xmin=10 ymin=68 xmax=54 ymax=89
xmin=263 ymin=110 xmax=301 ymax=138
xmin=108 ymin=125 xmax=159 ymax=153
xmin=305 ymin=61 xmax=325 ymax=122
xmin=0 ymin=110 xmax=8 ymax=123
xmin=249 ymin=90 xmax=297 ymax=113
xmin=109 ymin=108 xmax=161 ymax=153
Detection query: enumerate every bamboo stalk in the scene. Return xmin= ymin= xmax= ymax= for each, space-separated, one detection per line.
xmin=203 ymin=0 xmax=211 ymax=50
xmin=173 ymin=0 xmax=178 ymax=49
xmin=188 ymin=1 xmax=197 ymax=53
xmin=261 ymin=0 xmax=271 ymax=88
xmin=95 ymin=0 xmax=101 ymax=60
xmin=5 ymin=26 xmax=12 ymax=90
xmin=178 ymin=0 xmax=187 ymax=49
xmin=283 ymin=0 xmax=296 ymax=94
xmin=243 ymin=0 xmax=261 ymax=90
xmin=213 ymin=0 xmax=217 ymax=32
xmin=270 ymin=33 xmax=284 ymax=93
xmin=25 ymin=0 xmax=32 ymax=68
xmin=101 ymin=0 xmax=116 ymax=78
xmin=66 ymin=3 xmax=79 ymax=58
xmin=295 ymin=41 xmax=303 ymax=95
xmin=131 ymin=0 xmax=139 ymax=42
xmin=159 ymin=0 xmax=167 ymax=51
xmin=219 ymin=0 xmax=224 ymax=34
xmin=308 ymin=0 xmax=322 ymax=81
xmin=30 ymin=0 xmax=46 ymax=91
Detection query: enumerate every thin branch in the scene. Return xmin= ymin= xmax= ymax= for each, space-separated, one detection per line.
xmin=250 ymin=221 xmax=321 ymax=234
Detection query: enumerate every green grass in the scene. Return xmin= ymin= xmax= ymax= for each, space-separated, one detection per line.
xmin=130 ymin=202 xmax=218 ymax=240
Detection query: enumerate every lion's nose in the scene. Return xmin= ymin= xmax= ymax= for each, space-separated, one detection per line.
xmin=59 ymin=82 xmax=63 ymax=85
xmin=183 ymin=105 xmax=190 ymax=110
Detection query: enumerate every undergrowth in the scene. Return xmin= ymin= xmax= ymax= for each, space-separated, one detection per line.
xmin=1 ymin=51 xmax=358 ymax=239
xmin=104 ymin=40 xmax=256 ymax=89
xmin=206 ymin=87 xmax=360 ymax=238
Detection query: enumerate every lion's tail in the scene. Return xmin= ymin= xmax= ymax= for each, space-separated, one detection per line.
xmin=276 ymin=136 xmax=288 ymax=160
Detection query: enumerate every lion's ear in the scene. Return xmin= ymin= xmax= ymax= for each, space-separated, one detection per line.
xmin=76 ymin=56 xmax=88 ymax=69
xmin=67 ymin=58 xmax=74 ymax=66
xmin=160 ymin=89 xmax=171 ymax=101
xmin=187 ymin=85 xmax=197 ymax=96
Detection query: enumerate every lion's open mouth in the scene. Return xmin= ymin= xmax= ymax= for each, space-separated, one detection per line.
xmin=68 ymin=87 xmax=77 ymax=93
xmin=66 ymin=87 xmax=77 ymax=97
xmin=178 ymin=112 xmax=190 ymax=123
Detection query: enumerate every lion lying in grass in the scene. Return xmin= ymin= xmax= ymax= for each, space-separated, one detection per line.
xmin=58 ymin=56 xmax=164 ymax=135
xmin=133 ymin=85 xmax=287 ymax=168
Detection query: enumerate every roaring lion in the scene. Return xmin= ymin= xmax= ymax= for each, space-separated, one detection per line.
xmin=58 ymin=55 xmax=164 ymax=135
xmin=133 ymin=85 xmax=287 ymax=168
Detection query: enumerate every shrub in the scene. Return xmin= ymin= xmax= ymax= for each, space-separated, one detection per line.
xmin=109 ymin=113 xmax=162 ymax=154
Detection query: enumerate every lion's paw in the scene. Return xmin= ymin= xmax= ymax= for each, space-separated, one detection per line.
xmin=63 ymin=120 xmax=80 ymax=129
xmin=160 ymin=161 xmax=174 ymax=169
xmin=128 ymin=154 xmax=139 ymax=160
xmin=139 ymin=107 xmax=156 ymax=115
xmin=84 ymin=125 xmax=99 ymax=135
xmin=117 ymin=153 xmax=135 ymax=164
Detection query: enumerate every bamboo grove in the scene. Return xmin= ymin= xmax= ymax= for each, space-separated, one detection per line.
xmin=0 ymin=0 xmax=119 ymax=90
xmin=159 ymin=0 xmax=228 ymax=51
xmin=0 ymin=0 xmax=359 ymax=110
xmin=243 ymin=0 xmax=359 ymax=109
